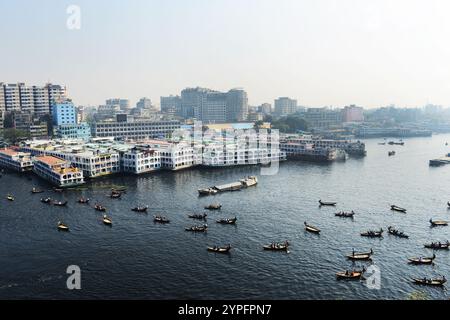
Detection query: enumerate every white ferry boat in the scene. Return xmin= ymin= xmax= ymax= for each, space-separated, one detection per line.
xmin=33 ymin=155 xmax=85 ymax=187
xmin=0 ymin=148 xmax=34 ymax=172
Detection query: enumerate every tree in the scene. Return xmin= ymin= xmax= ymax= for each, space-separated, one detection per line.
xmin=2 ymin=128 xmax=30 ymax=144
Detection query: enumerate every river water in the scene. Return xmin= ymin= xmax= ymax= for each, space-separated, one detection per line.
xmin=1 ymin=134 xmax=450 ymax=299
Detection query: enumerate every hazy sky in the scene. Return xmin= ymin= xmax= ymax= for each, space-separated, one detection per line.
xmin=1 ymin=0 xmax=450 ymax=108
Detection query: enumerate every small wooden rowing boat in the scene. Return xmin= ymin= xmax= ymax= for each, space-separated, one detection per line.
xmin=131 ymin=206 xmax=148 ymax=213
xmin=41 ymin=197 xmax=52 ymax=204
xmin=217 ymin=217 xmax=237 ymax=225
xmin=78 ymin=198 xmax=90 ymax=204
xmin=31 ymin=188 xmax=44 ymax=194
xmin=390 ymin=205 xmax=406 ymax=213
xmin=53 ymin=200 xmax=68 ymax=207
xmin=6 ymin=194 xmax=14 ymax=201
xmin=304 ymin=222 xmax=321 ymax=234
xmin=53 ymin=188 xmax=64 ymax=193
xmin=388 ymin=151 xmax=396 ymax=156
xmin=346 ymin=249 xmax=373 ymax=261
xmin=319 ymin=200 xmax=337 ymax=206
xmin=360 ymin=228 xmax=383 ymax=237
xmin=335 ymin=211 xmax=355 ymax=218
xmin=57 ymin=221 xmax=69 ymax=231
xmin=412 ymin=276 xmax=446 ymax=286
xmin=185 ymin=224 xmax=208 ymax=232
xmin=102 ymin=215 xmax=112 ymax=226
xmin=94 ymin=204 xmax=106 ymax=212
xmin=205 ymin=203 xmax=222 ymax=210
xmin=336 ymin=268 xmax=366 ymax=280
xmin=188 ymin=213 xmax=207 ymax=220
xmin=110 ymin=192 xmax=121 ymax=199
xmin=154 ymin=215 xmax=170 ymax=224
xmin=408 ymin=254 xmax=435 ymax=265
xmin=424 ymin=241 xmax=450 ymax=250
xmin=387 ymin=226 xmax=409 ymax=239
xmin=430 ymin=219 xmax=448 ymax=227
xmin=263 ymin=241 xmax=290 ymax=251
xmin=207 ymin=244 xmax=231 ymax=253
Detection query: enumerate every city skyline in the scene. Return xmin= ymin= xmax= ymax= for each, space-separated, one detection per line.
xmin=1 ymin=0 xmax=450 ymax=108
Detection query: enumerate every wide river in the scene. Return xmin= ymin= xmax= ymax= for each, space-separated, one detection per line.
xmin=1 ymin=134 xmax=450 ymax=300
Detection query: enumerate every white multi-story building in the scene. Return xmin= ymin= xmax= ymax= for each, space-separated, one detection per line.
xmin=0 ymin=148 xmax=34 ymax=172
xmin=20 ymin=139 xmax=122 ymax=178
xmin=0 ymin=82 xmax=67 ymax=116
xmin=122 ymin=146 xmax=161 ymax=174
xmin=33 ymin=155 xmax=84 ymax=187
xmin=92 ymin=120 xmax=181 ymax=140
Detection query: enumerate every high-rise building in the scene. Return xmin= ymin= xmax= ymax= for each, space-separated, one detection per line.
xmin=274 ymin=97 xmax=297 ymax=116
xmin=106 ymin=98 xmax=130 ymax=112
xmin=0 ymin=82 xmax=67 ymax=116
xmin=52 ymin=100 xmax=77 ymax=126
xmin=136 ymin=97 xmax=152 ymax=109
xmin=259 ymin=103 xmax=272 ymax=115
xmin=180 ymin=87 xmax=248 ymax=123
xmin=226 ymin=88 xmax=248 ymax=122
xmin=302 ymin=107 xmax=342 ymax=129
xmin=342 ymin=105 xmax=364 ymax=122
xmin=160 ymin=95 xmax=181 ymax=114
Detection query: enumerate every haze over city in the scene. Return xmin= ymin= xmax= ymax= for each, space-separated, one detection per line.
xmin=1 ymin=0 xmax=450 ymax=107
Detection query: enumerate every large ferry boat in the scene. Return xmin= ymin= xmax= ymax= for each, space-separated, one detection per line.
xmin=33 ymin=155 xmax=85 ymax=187
xmin=0 ymin=148 xmax=34 ymax=172
xmin=281 ymin=135 xmax=366 ymax=156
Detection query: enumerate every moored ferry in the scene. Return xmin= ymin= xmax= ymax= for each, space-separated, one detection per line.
xmin=32 ymin=155 xmax=85 ymax=188
xmin=0 ymin=148 xmax=34 ymax=172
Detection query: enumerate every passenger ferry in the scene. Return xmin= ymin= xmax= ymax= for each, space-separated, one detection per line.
xmin=33 ymin=155 xmax=85 ymax=187
xmin=281 ymin=135 xmax=366 ymax=156
xmin=0 ymin=148 xmax=34 ymax=172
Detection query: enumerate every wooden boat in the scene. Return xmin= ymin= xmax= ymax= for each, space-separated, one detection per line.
xmin=335 ymin=211 xmax=355 ymax=218
xmin=57 ymin=221 xmax=69 ymax=231
xmin=154 ymin=215 xmax=170 ymax=224
xmin=390 ymin=205 xmax=406 ymax=213
xmin=198 ymin=188 xmax=218 ymax=196
xmin=304 ymin=222 xmax=321 ymax=233
xmin=447 ymin=201 xmax=450 ymax=208
xmin=131 ymin=206 xmax=148 ymax=213
xmin=6 ymin=194 xmax=14 ymax=201
xmin=112 ymin=187 xmax=127 ymax=193
xmin=31 ymin=188 xmax=44 ymax=194
xmin=430 ymin=219 xmax=448 ymax=227
xmin=188 ymin=213 xmax=207 ymax=220
xmin=408 ymin=254 xmax=435 ymax=265
xmin=110 ymin=192 xmax=121 ymax=199
xmin=336 ymin=268 xmax=365 ymax=280
xmin=78 ymin=198 xmax=90 ymax=204
xmin=53 ymin=200 xmax=68 ymax=207
xmin=378 ymin=142 xmax=386 ymax=145
xmin=207 ymin=244 xmax=231 ymax=253
xmin=217 ymin=217 xmax=237 ymax=225
xmin=41 ymin=197 xmax=52 ymax=204
xmin=424 ymin=241 xmax=450 ymax=250
xmin=346 ymin=249 xmax=373 ymax=260
xmin=388 ymin=141 xmax=404 ymax=146
xmin=205 ymin=203 xmax=222 ymax=210
xmin=53 ymin=188 xmax=64 ymax=193
xmin=360 ymin=228 xmax=383 ymax=238
xmin=387 ymin=226 xmax=409 ymax=239
xmin=94 ymin=204 xmax=106 ymax=212
xmin=388 ymin=151 xmax=396 ymax=156
xmin=185 ymin=224 xmax=208 ymax=232
xmin=319 ymin=200 xmax=337 ymax=206
xmin=263 ymin=241 xmax=290 ymax=251
xmin=102 ymin=215 xmax=112 ymax=226
xmin=412 ymin=276 xmax=446 ymax=286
